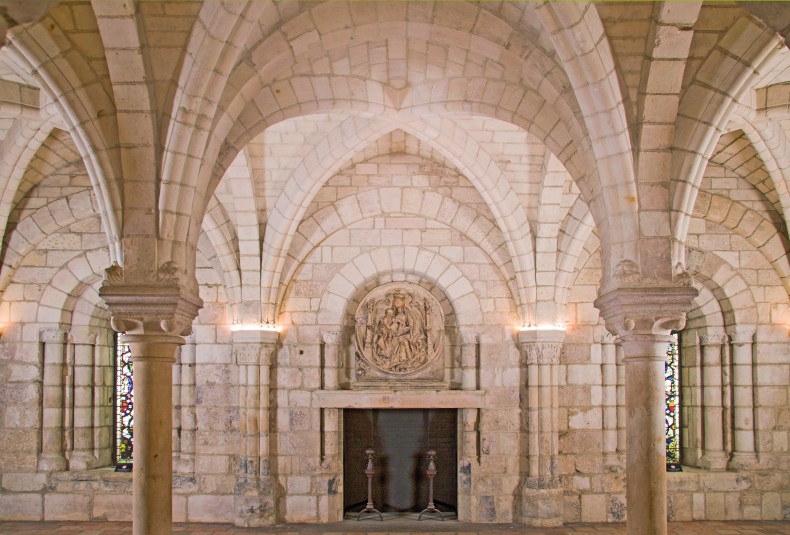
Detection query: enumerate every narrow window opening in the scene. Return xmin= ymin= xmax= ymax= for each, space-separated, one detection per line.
xmin=114 ymin=332 xmax=133 ymax=471
xmin=666 ymin=331 xmax=681 ymax=472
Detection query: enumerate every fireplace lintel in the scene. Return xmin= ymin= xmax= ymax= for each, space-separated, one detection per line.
xmin=312 ymin=389 xmax=485 ymax=409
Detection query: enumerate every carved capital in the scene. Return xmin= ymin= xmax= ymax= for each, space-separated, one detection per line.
xmin=40 ymin=328 xmax=68 ymax=344
xmin=699 ymin=333 xmax=726 ymax=346
xmin=460 ymin=330 xmax=479 ymax=345
xmin=234 ymin=344 xmax=264 ymax=366
xmin=232 ymin=329 xmax=279 ymax=366
xmin=99 ymin=270 xmax=203 ymax=348
xmin=521 ymin=342 xmax=562 ymax=365
xmin=594 ymin=286 xmax=698 ymax=340
xmin=321 ymin=330 xmax=342 ymax=345
xmin=728 ymin=329 xmax=755 ymax=345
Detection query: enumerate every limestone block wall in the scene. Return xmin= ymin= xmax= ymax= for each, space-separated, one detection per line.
xmin=0 ymin=130 xmax=788 ymax=526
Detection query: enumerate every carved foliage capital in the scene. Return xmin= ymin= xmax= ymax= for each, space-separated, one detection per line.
xmin=521 ymin=342 xmax=562 ymax=365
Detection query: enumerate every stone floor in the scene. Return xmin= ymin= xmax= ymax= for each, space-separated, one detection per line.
xmin=0 ymin=520 xmax=789 ymax=534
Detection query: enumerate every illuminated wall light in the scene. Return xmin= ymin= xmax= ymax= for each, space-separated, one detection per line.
xmin=517 ymin=323 xmax=566 ymax=332
xmin=229 ymin=322 xmax=282 ymax=332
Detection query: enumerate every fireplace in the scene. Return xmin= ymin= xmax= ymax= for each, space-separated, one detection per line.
xmin=343 ymin=409 xmax=458 ymax=516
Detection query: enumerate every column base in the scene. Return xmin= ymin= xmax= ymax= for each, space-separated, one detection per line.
xmin=728 ymin=452 xmax=759 ymax=471
xmin=68 ymin=453 xmax=99 ymax=470
xmin=234 ymin=476 xmax=276 ymax=527
xmin=521 ymin=479 xmax=563 ymax=527
xmin=700 ymin=451 xmax=728 ymax=471
xmin=174 ymin=454 xmax=195 ymax=474
xmin=38 ymin=454 xmax=67 ymax=472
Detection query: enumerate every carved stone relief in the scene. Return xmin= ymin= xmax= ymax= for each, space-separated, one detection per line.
xmin=354 ymin=282 xmax=445 ymax=384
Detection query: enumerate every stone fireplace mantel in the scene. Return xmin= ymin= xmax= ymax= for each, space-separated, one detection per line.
xmin=312 ymin=389 xmax=486 ymax=409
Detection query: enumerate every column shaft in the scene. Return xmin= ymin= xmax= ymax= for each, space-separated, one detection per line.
xmin=728 ymin=330 xmax=757 ymax=469
xmin=70 ymin=336 xmax=98 ymax=469
xmin=460 ymin=331 xmax=478 ymax=390
xmin=622 ymin=341 xmax=669 ymax=535
xmin=233 ymin=331 xmax=278 ymax=527
xmin=126 ymin=338 xmax=181 ymax=535
xmin=39 ymin=329 xmax=68 ymax=471
xmin=321 ymin=330 xmax=341 ymax=390
xmin=519 ymin=330 xmax=563 ymax=527
xmin=699 ymin=334 xmax=727 ymax=470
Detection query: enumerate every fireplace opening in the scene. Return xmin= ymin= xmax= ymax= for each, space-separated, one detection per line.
xmin=343 ymin=409 xmax=458 ymax=517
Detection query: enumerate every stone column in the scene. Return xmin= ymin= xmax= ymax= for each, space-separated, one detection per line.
xmin=175 ymin=333 xmax=196 ymax=474
xmin=728 ymin=329 xmax=758 ymax=470
xmin=233 ymin=329 xmax=279 ymax=527
xmin=39 ymin=328 xmax=68 ymax=472
xmin=69 ymin=332 xmax=99 ymax=470
xmin=320 ymin=330 xmax=341 ymax=390
xmin=600 ymin=333 xmax=618 ymax=461
xmin=460 ymin=330 xmax=479 ymax=390
xmin=595 ymin=286 xmax=696 ymax=535
xmin=100 ymin=266 xmax=202 ymax=535
xmin=699 ymin=333 xmax=727 ymax=470
xmin=519 ymin=329 xmax=563 ymax=527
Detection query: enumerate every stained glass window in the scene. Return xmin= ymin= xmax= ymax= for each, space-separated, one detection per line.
xmin=665 ymin=331 xmax=681 ymax=472
xmin=115 ymin=333 xmax=133 ymax=470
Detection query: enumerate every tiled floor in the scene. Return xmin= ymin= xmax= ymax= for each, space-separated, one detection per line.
xmin=0 ymin=520 xmax=788 ymax=535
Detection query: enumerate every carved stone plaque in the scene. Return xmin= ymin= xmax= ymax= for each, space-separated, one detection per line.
xmin=354 ymin=283 xmax=444 ymax=380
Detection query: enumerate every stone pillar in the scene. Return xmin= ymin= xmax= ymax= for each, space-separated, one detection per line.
xmin=320 ymin=330 xmax=341 ymax=390
xmin=728 ymin=329 xmax=758 ymax=470
xmin=39 ymin=329 xmax=68 ymax=472
xmin=175 ymin=333 xmax=196 ymax=474
xmin=319 ymin=329 xmax=343 ymax=521
xmin=69 ymin=332 xmax=99 ymax=470
xmin=99 ymin=266 xmax=202 ymax=535
xmin=519 ymin=329 xmax=563 ymax=527
xmin=699 ymin=333 xmax=727 ymax=470
xmin=233 ymin=329 xmax=279 ymax=527
xmin=595 ymin=286 xmax=696 ymax=535
xmin=460 ymin=330 xmax=479 ymax=390
xmin=600 ymin=333 xmax=618 ymax=460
